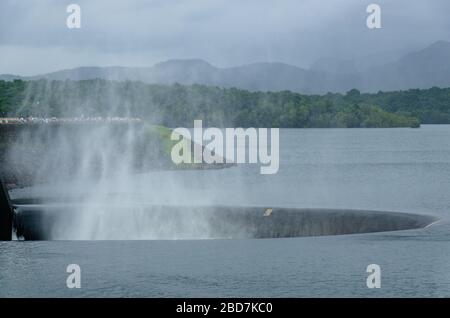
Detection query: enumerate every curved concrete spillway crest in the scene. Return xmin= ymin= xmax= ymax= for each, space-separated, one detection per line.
xmin=11 ymin=203 xmax=438 ymax=240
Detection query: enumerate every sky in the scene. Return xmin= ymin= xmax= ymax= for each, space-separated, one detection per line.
xmin=1 ymin=0 xmax=449 ymax=75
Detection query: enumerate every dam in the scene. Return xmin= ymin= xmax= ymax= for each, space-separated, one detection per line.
xmin=1 ymin=177 xmax=439 ymax=240
xmin=0 ymin=118 xmax=440 ymax=241
xmin=8 ymin=199 xmax=439 ymax=240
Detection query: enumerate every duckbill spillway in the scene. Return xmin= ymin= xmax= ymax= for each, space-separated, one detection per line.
xmin=11 ymin=203 xmax=438 ymax=240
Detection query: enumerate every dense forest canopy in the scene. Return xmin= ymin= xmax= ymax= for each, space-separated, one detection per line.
xmin=2 ymin=79 xmax=449 ymax=128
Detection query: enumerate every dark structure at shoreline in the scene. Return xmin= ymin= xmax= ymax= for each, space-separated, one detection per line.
xmin=0 ymin=178 xmax=13 ymax=240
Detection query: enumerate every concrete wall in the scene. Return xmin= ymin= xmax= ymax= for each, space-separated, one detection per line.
xmin=0 ymin=178 xmax=13 ymax=240
xmin=13 ymin=205 xmax=437 ymax=240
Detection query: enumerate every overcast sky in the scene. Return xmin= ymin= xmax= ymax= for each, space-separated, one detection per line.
xmin=1 ymin=0 xmax=449 ymax=75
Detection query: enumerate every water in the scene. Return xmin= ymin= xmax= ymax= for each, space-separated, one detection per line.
xmin=1 ymin=125 xmax=450 ymax=297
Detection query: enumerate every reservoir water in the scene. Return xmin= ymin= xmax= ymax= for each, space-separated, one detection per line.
xmin=1 ymin=125 xmax=450 ymax=297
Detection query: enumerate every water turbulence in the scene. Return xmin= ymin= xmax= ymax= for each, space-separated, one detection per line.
xmin=2 ymin=120 xmax=171 ymax=239
xmin=1 ymin=120 xmax=438 ymax=240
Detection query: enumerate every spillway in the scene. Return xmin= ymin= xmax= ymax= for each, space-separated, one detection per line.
xmin=12 ymin=204 xmax=438 ymax=240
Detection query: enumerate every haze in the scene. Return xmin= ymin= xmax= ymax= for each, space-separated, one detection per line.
xmin=0 ymin=0 xmax=449 ymax=75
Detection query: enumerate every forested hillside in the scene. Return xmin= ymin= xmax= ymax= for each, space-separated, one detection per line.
xmin=3 ymin=79 xmax=448 ymax=128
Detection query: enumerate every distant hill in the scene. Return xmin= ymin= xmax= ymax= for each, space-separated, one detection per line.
xmin=362 ymin=41 xmax=450 ymax=91
xmin=310 ymin=57 xmax=359 ymax=74
xmin=2 ymin=41 xmax=450 ymax=93
xmin=0 ymin=74 xmax=22 ymax=81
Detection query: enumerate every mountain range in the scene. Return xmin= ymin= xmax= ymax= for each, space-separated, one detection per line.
xmin=2 ymin=41 xmax=450 ymax=94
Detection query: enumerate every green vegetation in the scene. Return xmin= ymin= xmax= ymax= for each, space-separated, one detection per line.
xmin=357 ymin=87 xmax=450 ymax=124
xmin=4 ymin=79 xmax=450 ymax=128
xmin=0 ymin=122 xmax=209 ymax=187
